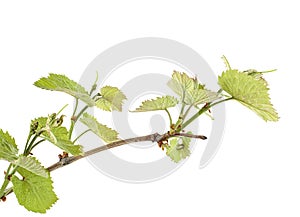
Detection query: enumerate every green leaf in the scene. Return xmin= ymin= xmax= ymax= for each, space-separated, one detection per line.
xmin=55 ymin=140 xmax=83 ymax=156
xmin=43 ymin=127 xmax=83 ymax=156
xmin=166 ymin=135 xmax=191 ymax=163
xmin=31 ymin=116 xmax=82 ymax=155
xmin=184 ymin=89 xmax=220 ymax=105
xmin=12 ymin=168 xmax=58 ymax=213
xmin=34 ymin=73 xmax=95 ymax=106
xmin=80 ymin=113 xmax=119 ymax=143
xmin=31 ymin=117 xmax=47 ymax=132
xmin=167 ymin=71 xmax=200 ymax=101
xmin=218 ymin=69 xmax=279 ymax=121
xmin=132 ymin=95 xmax=178 ymax=112
xmin=13 ymin=156 xmax=48 ymax=178
xmin=95 ymin=86 xmax=127 ymax=111
xmin=0 ymin=129 xmax=18 ymax=162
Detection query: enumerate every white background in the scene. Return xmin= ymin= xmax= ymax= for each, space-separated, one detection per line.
xmin=0 ymin=0 xmax=299 ymax=216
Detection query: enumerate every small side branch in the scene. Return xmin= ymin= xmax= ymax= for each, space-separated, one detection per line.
xmin=171 ymin=132 xmax=207 ymax=140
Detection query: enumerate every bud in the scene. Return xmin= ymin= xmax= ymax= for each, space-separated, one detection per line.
xmin=52 ymin=115 xmax=65 ymax=127
xmin=30 ymin=121 xmax=39 ymax=134
xmin=47 ymin=113 xmax=57 ymax=126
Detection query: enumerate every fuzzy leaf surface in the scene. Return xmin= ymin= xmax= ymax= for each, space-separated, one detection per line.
xmin=95 ymin=86 xmax=126 ymax=111
xmin=0 ymin=129 xmax=18 ymax=162
xmin=132 ymin=96 xmax=178 ymax=112
xmin=167 ymin=71 xmax=199 ymax=101
xmin=166 ymin=135 xmax=191 ymax=163
xmin=218 ymin=69 xmax=279 ymax=121
xmin=44 ymin=127 xmax=83 ymax=155
xmin=34 ymin=73 xmax=95 ymax=106
xmin=12 ymin=168 xmax=58 ymax=213
xmin=13 ymin=156 xmax=48 ymax=178
xmin=80 ymin=113 xmax=119 ymax=143
xmin=184 ymin=89 xmax=220 ymax=105
xmin=31 ymin=117 xmax=82 ymax=155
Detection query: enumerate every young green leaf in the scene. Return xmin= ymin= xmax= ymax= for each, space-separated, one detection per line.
xmin=31 ymin=117 xmax=82 ymax=155
xmin=13 ymin=156 xmax=48 ymax=178
xmin=166 ymin=135 xmax=191 ymax=163
xmin=0 ymin=129 xmax=18 ymax=162
xmin=55 ymin=139 xmax=83 ymax=156
xmin=12 ymin=168 xmax=58 ymax=213
xmin=43 ymin=127 xmax=83 ymax=155
xmin=80 ymin=113 xmax=119 ymax=143
xmin=34 ymin=73 xmax=95 ymax=106
xmin=31 ymin=117 xmax=47 ymax=132
xmin=167 ymin=71 xmax=200 ymax=101
xmin=95 ymin=86 xmax=127 ymax=111
xmin=184 ymin=89 xmax=220 ymax=106
xmin=218 ymin=69 xmax=279 ymax=121
xmin=132 ymin=95 xmax=178 ymax=112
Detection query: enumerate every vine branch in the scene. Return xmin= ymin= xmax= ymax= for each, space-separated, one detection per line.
xmin=47 ymin=132 xmax=207 ymax=172
xmin=3 ymin=132 xmax=207 ymax=198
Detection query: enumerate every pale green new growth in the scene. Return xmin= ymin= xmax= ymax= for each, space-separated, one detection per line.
xmin=166 ymin=135 xmax=191 ymax=163
xmin=33 ymin=117 xmax=83 ymax=155
xmin=132 ymin=95 xmax=178 ymax=112
xmin=31 ymin=117 xmax=47 ymax=132
xmin=0 ymin=129 xmax=18 ymax=162
xmin=44 ymin=127 xmax=83 ymax=155
xmin=167 ymin=71 xmax=219 ymax=106
xmin=95 ymin=86 xmax=127 ymax=112
xmin=12 ymin=168 xmax=58 ymax=213
xmin=34 ymin=73 xmax=95 ymax=106
xmin=80 ymin=113 xmax=119 ymax=143
xmin=167 ymin=71 xmax=202 ymax=101
xmin=184 ymin=89 xmax=220 ymax=106
xmin=13 ymin=156 xmax=48 ymax=178
xmin=218 ymin=69 xmax=279 ymax=121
